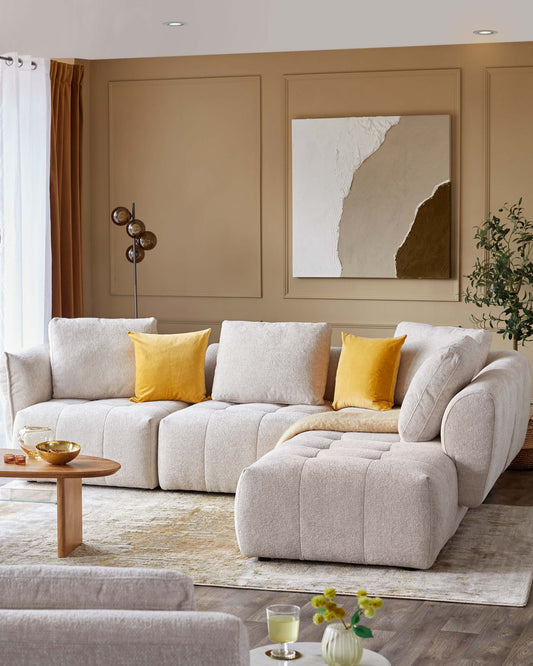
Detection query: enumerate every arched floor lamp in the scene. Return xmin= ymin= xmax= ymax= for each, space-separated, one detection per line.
xmin=111 ymin=203 xmax=157 ymax=318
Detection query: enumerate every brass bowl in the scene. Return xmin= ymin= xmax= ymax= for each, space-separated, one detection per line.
xmin=36 ymin=441 xmax=81 ymax=465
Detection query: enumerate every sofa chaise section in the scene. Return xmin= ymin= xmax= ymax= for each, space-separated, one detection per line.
xmin=235 ymin=349 xmax=531 ymax=569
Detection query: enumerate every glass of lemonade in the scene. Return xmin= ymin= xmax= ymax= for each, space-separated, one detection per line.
xmin=266 ymin=604 xmax=300 ymax=660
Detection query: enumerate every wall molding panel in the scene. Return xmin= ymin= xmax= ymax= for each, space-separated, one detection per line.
xmin=86 ymin=42 xmax=533 ymax=372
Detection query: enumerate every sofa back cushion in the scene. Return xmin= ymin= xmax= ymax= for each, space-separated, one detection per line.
xmin=399 ymin=336 xmax=479 ymax=442
xmin=49 ymin=317 xmax=157 ymax=399
xmin=394 ymin=321 xmax=492 ymax=405
xmin=211 ymin=321 xmax=331 ymax=405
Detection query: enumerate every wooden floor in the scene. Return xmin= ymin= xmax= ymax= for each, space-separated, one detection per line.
xmin=195 ymin=470 xmax=533 ymax=665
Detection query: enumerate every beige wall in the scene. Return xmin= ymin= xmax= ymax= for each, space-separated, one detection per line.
xmin=85 ymin=42 xmax=533 ymax=366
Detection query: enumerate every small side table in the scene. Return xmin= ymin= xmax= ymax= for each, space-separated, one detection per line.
xmin=250 ymin=643 xmax=391 ymax=665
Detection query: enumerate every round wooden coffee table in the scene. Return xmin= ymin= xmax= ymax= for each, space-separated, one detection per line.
xmin=250 ymin=642 xmax=390 ymax=665
xmin=0 ymin=449 xmax=120 ymax=557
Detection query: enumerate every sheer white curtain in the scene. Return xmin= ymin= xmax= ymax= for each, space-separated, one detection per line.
xmin=0 ymin=52 xmax=51 ymax=353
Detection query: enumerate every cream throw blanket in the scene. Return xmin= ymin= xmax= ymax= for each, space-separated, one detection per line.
xmin=275 ymin=407 xmax=400 ymax=448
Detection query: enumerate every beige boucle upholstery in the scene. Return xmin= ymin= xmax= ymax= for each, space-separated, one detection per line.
xmin=441 ymin=350 xmax=531 ymax=507
xmin=0 ymin=566 xmax=249 ymax=666
xmin=235 ymin=430 xmax=466 ymax=569
xmin=0 ymin=565 xmax=195 ymax=610
xmin=13 ymin=398 xmax=188 ymax=489
xmin=158 ymin=400 xmax=332 ymax=492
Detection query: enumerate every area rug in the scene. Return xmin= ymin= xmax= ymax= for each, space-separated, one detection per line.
xmin=0 ymin=481 xmax=531 ymax=607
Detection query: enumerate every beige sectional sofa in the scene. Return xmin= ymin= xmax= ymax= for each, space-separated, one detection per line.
xmin=0 ymin=565 xmax=249 ymax=665
xmin=0 ymin=317 xmax=530 ymax=569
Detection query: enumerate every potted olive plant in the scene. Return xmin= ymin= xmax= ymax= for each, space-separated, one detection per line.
xmin=464 ymin=199 xmax=533 ymax=351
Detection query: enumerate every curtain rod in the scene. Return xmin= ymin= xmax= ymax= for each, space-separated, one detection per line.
xmin=0 ymin=55 xmax=37 ymax=70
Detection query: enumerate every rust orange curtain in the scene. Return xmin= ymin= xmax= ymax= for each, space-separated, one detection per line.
xmin=49 ymin=61 xmax=84 ymax=317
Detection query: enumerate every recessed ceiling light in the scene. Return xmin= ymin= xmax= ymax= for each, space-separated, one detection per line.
xmin=473 ymin=29 xmax=498 ymax=35
xmin=163 ymin=21 xmax=186 ymax=27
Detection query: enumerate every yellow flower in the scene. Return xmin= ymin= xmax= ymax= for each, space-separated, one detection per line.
xmin=358 ymin=596 xmax=371 ymax=609
xmin=356 ymin=589 xmax=367 ymax=597
xmin=371 ymin=597 xmax=383 ymax=609
xmin=364 ymin=608 xmax=375 ymax=618
xmin=334 ymin=607 xmax=346 ymax=619
xmin=325 ymin=601 xmax=337 ymax=611
xmin=312 ymin=595 xmax=326 ymax=608
xmin=313 ymin=613 xmax=325 ymax=625
xmin=324 ymin=587 xmax=337 ymax=600
xmin=324 ymin=610 xmax=336 ymax=622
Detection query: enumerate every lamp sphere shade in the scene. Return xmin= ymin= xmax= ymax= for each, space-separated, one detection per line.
xmin=111 ymin=206 xmax=132 ymax=225
xmin=126 ymin=245 xmax=145 ymax=263
xmin=139 ymin=231 xmax=157 ymax=250
xmin=127 ymin=219 xmax=146 ymax=238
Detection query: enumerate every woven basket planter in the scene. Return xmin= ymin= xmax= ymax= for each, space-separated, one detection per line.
xmin=509 ymin=416 xmax=533 ymax=470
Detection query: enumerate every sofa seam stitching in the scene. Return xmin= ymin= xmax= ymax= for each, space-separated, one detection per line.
xmin=101 ymin=405 xmax=116 ymax=484
xmin=298 ymin=458 xmax=308 ymax=560
xmin=361 ymin=460 xmax=369 ymax=565
xmin=426 ymin=475 xmax=432 ymax=567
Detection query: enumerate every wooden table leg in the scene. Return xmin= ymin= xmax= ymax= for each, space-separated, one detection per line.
xmin=56 ymin=477 xmax=82 ymax=557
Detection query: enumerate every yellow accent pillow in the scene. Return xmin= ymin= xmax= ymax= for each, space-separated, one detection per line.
xmin=332 ymin=332 xmax=407 ymax=411
xmin=128 ymin=329 xmax=211 ymax=403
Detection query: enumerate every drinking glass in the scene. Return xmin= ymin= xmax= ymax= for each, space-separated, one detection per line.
xmin=266 ymin=604 xmax=300 ymax=660
xmin=17 ymin=426 xmax=53 ymax=459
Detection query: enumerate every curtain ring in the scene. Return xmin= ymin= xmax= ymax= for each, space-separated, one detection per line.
xmin=31 ymin=61 xmax=37 ymax=70
xmin=17 ymin=57 xmax=23 ymax=67
xmin=5 ymin=56 xmax=14 ymax=66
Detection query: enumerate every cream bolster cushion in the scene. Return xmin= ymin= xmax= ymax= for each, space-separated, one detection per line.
xmin=211 ymin=320 xmax=331 ymax=405
xmin=399 ymin=336 xmax=480 ymax=442
xmin=394 ymin=321 xmax=492 ymax=405
xmin=0 ymin=565 xmax=195 ymax=611
xmin=49 ymin=317 xmax=157 ymax=400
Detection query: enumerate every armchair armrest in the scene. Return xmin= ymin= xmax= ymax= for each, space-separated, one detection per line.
xmin=441 ymin=350 xmax=531 ymax=507
xmin=0 ymin=610 xmax=250 ymax=666
xmin=0 ymin=344 xmax=52 ymax=442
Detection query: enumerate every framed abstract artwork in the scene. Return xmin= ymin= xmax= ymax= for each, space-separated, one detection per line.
xmin=292 ymin=114 xmax=451 ymax=278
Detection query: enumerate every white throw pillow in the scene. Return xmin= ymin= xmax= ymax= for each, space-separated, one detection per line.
xmin=399 ymin=336 xmax=479 ymax=442
xmin=394 ymin=321 xmax=492 ymax=405
xmin=211 ymin=321 xmax=331 ymax=405
xmin=49 ymin=317 xmax=157 ymax=399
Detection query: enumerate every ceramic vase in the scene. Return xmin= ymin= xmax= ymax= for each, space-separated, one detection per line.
xmin=321 ymin=623 xmax=363 ymax=666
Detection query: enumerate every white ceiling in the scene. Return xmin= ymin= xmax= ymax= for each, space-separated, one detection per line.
xmin=2 ymin=0 xmax=533 ymax=60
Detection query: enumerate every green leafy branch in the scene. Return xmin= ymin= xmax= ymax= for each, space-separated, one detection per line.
xmin=463 ymin=199 xmax=533 ymax=350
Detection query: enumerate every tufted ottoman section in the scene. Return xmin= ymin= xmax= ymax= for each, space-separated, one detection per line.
xmin=235 ymin=431 xmax=467 ymax=569
xmin=158 ymin=402 xmax=332 ymax=493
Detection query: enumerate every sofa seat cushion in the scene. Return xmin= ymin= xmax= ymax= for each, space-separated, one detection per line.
xmin=13 ymin=398 xmax=188 ymax=489
xmin=158 ymin=401 xmax=333 ymax=493
xmin=235 ymin=430 xmax=466 ymax=569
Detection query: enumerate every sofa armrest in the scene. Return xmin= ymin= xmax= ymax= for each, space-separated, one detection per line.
xmin=0 ymin=610 xmax=250 ymax=666
xmin=0 ymin=565 xmax=195 ymax=611
xmin=441 ymin=350 xmax=531 ymax=507
xmin=0 ymin=345 xmax=52 ymax=442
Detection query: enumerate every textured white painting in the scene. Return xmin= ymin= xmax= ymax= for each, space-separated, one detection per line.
xmin=291 ymin=115 xmax=451 ymax=279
